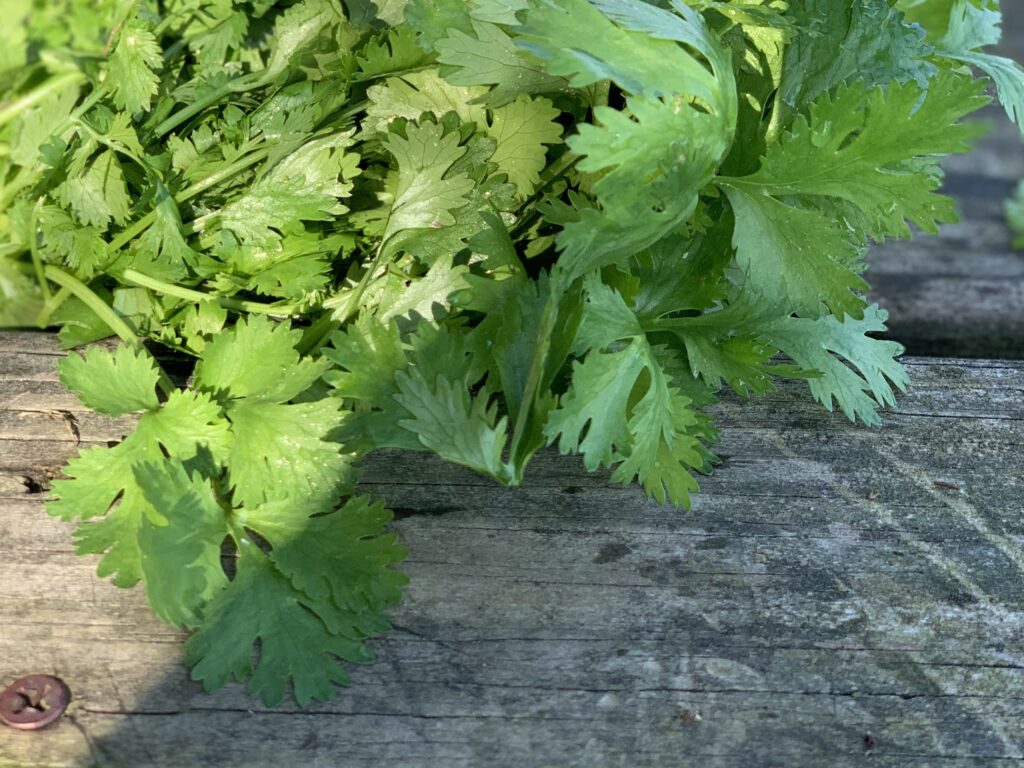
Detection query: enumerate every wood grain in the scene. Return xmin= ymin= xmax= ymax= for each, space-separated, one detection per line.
xmin=1 ymin=332 xmax=1023 ymax=768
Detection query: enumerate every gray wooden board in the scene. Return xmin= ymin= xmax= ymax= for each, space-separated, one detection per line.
xmin=1 ymin=332 xmax=1023 ymax=767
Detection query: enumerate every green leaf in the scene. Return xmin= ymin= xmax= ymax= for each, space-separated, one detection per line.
xmin=937 ymin=0 xmax=1024 ymax=130
xmin=264 ymin=0 xmax=347 ymax=81
xmin=246 ymin=495 xmax=407 ymax=617
xmin=765 ymin=305 xmax=909 ymax=425
xmin=48 ymin=389 xmax=231 ymax=587
xmin=356 ymin=27 xmax=429 ymax=80
xmin=58 ymin=345 xmax=160 ymax=415
xmin=435 ymin=17 xmax=565 ymax=104
xmin=545 ymin=337 xmax=709 ymax=507
xmin=134 ymin=459 xmax=230 ymax=627
xmin=54 ymin=150 xmax=132 ymax=230
xmin=737 ymin=75 xmax=988 ymax=241
xmin=517 ymin=0 xmax=735 ymax=283
xmin=323 ymin=319 xmax=421 ymax=453
xmin=226 ymin=398 xmax=353 ymax=510
xmin=379 ymin=119 xmax=476 ymax=251
xmin=484 ymin=94 xmax=562 ymax=197
xmin=195 ymin=315 xmax=329 ymax=403
xmin=108 ymin=17 xmax=163 ymax=114
xmin=719 ymin=182 xmax=867 ymax=319
xmin=395 ymin=366 xmax=513 ymax=483
xmin=545 ymin=277 xmax=714 ymax=507
xmin=365 ymin=71 xmax=487 ymax=135
xmin=776 ymin=0 xmax=936 ymax=122
xmin=38 ymin=206 xmax=110 ymax=280
xmin=185 ymin=548 xmax=374 ymax=707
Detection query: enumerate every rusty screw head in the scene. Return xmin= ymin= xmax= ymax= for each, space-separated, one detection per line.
xmin=0 ymin=675 xmax=71 ymax=731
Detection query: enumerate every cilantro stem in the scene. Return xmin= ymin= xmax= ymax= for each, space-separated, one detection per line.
xmin=107 ymin=147 xmax=271 ymax=252
xmin=122 ymin=268 xmax=303 ymax=316
xmin=153 ymin=74 xmax=260 ymax=138
xmin=296 ymin=313 xmax=338 ymax=356
xmin=0 ymin=71 xmax=87 ymax=130
xmin=34 ymin=286 xmax=71 ymax=328
xmin=28 ymin=201 xmax=51 ymax=303
xmin=43 ymin=266 xmax=176 ymax=395
xmin=42 ymin=266 xmax=139 ymax=346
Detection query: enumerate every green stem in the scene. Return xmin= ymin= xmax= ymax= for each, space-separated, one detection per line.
xmin=122 ymin=268 xmax=303 ymax=315
xmin=28 ymin=201 xmax=51 ymax=303
xmin=153 ymin=74 xmax=260 ymax=138
xmin=0 ymin=71 xmax=87 ymax=130
xmin=296 ymin=313 xmax=339 ymax=356
xmin=42 ymin=266 xmax=139 ymax=346
xmin=42 ymin=267 xmax=176 ymax=395
xmin=107 ymin=146 xmax=271 ymax=251
xmin=35 ymin=286 xmax=71 ymax=328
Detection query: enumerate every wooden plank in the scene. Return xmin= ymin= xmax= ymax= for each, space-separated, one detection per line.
xmin=1 ymin=332 xmax=1023 ymax=767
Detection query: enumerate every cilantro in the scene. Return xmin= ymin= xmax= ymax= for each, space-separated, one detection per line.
xmin=0 ymin=0 xmax=1020 ymax=705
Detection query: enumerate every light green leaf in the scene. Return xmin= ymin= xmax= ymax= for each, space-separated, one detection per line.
xmin=938 ymin=1 xmax=1024 ymax=129
xmin=765 ymin=305 xmax=909 ymax=425
xmin=108 ymin=17 xmax=163 ymax=113
xmin=195 ymin=315 xmax=329 ymax=403
xmin=226 ymin=398 xmax=354 ymax=510
xmin=365 ymin=71 xmax=487 ymax=135
xmin=48 ymin=390 xmax=231 ymax=587
xmin=55 ymin=150 xmax=132 ymax=230
xmin=134 ymin=459 xmax=230 ymax=627
xmin=484 ymin=94 xmax=562 ymax=197
xmin=720 ymin=183 xmax=867 ymax=319
xmin=58 ymin=345 xmax=160 ymax=416
xmin=380 ymin=120 xmax=476 ymax=250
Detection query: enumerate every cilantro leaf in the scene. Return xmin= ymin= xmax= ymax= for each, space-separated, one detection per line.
xmin=195 ymin=315 xmax=329 ymax=403
xmin=58 ymin=344 xmax=160 ymax=415
xmin=379 ymin=119 xmax=476 ymax=253
xmin=435 ymin=17 xmax=566 ymax=104
xmin=54 ymin=151 xmax=132 ymax=230
xmin=226 ymin=398 xmax=354 ymax=510
xmin=185 ymin=548 xmax=375 ymax=707
xmin=718 ymin=183 xmax=867 ymax=319
xmin=484 ymin=94 xmax=562 ymax=197
xmin=244 ymin=495 xmax=407 ymax=620
xmin=134 ymin=459 xmax=230 ymax=627
xmin=48 ymin=389 xmax=231 ymax=586
xmin=365 ymin=72 xmax=487 ymax=136
xmin=734 ymin=75 xmax=988 ymax=240
xmin=776 ymin=0 xmax=936 ymax=122
xmin=108 ymin=17 xmax=163 ymax=114
xmin=766 ymin=306 xmax=910 ymax=425
xmin=936 ymin=0 xmax=1024 ymax=130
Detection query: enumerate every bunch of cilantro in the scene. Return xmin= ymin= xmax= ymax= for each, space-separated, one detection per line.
xmin=1 ymin=0 xmax=1022 ymax=706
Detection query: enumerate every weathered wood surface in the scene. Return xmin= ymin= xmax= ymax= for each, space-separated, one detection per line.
xmin=861 ymin=12 xmax=1024 ymax=359
xmin=1 ymin=331 xmax=1023 ymax=767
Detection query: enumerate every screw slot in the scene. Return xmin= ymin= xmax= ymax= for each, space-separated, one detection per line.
xmin=0 ymin=675 xmax=70 ymax=731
